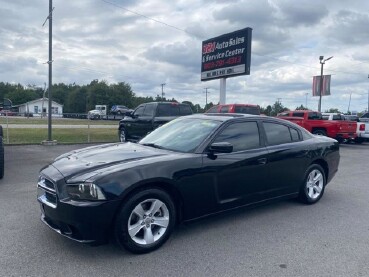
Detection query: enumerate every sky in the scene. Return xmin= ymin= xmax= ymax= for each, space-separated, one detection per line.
xmin=1 ymin=0 xmax=369 ymax=113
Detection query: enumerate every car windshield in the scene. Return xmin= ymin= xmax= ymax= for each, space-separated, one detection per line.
xmin=139 ymin=117 xmax=222 ymax=153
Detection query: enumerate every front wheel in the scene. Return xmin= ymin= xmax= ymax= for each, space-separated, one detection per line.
xmin=114 ymin=188 xmax=176 ymax=254
xmin=119 ymin=129 xmax=127 ymax=142
xmin=298 ymin=164 xmax=326 ymax=204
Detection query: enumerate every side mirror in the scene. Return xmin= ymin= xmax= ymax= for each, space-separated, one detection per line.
xmin=125 ymin=111 xmax=133 ymax=117
xmin=208 ymin=142 xmax=233 ymax=154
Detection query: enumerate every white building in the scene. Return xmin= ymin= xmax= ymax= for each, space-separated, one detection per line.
xmin=18 ymin=98 xmax=63 ymax=117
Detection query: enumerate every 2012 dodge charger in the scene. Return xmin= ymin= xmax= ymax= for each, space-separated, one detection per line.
xmin=37 ymin=114 xmax=340 ymax=253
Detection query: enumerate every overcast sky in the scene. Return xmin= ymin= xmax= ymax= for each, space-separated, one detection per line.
xmin=1 ymin=0 xmax=369 ymax=112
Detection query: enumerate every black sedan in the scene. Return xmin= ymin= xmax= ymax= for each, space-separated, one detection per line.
xmin=37 ymin=114 xmax=340 ymax=253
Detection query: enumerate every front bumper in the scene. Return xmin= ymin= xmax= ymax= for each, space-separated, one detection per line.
xmin=38 ymin=185 xmax=121 ymax=244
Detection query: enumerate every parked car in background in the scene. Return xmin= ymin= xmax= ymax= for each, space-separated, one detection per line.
xmin=0 ymin=126 xmax=4 ymax=179
xmin=118 ymin=102 xmax=193 ymax=142
xmin=360 ymin=112 xmax=369 ymax=122
xmin=205 ymin=104 xmax=260 ymax=115
xmin=37 ymin=114 xmax=340 ymax=253
xmin=110 ymin=105 xmax=131 ymax=115
xmin=344 ymin=114 xmax=369 ymax=143
xmin=343 ymin=115 xmax=359 ymax=122
xmin=0 ymin=109 xmax=17 ymax=116
xmin=278 ymin=110 xmax=357 ymax=143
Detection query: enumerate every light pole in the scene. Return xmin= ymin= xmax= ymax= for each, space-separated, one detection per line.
xmin=160 ymin=83 xmax=165 ymax=100
xmin=318 ymin=55 xmax=333 ymax=112
xmin=203 ymin=88 xmax=210 ymax=109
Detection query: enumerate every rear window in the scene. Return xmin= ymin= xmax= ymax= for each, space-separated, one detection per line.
xmin=220 ymin=106 xmax=230 ymax=113
xmin=292 ymin=112 xmax=304 ymax=117
xmin=234 ymin=105 xmax=260 ymax=115
xmin=157 ymin=104 xmax=180 ymax=116
xmin=308 ymin=112 xmax=322 ymax=120
xmin=179 ymin=105 xmax=193 ymax=115
xmin=206 ymin=106 xmax=219 ymax=113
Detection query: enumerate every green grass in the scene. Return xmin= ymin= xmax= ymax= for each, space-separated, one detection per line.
xmin=0 ymin=117 xmax=118 ymax=125
xmin=3 ymin=128 xmax=119 ymax=144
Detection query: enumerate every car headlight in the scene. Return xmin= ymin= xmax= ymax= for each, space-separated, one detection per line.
xmin=66 ymin=183 xmax=106 ymax=201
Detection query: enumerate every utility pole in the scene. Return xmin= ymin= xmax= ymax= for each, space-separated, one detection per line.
xmin=160 ymin=83 xmax=166 ymax=100
xmin=347 ymin=92 xmax=352 ymax=114
xmin=42 ymin=0 xmax=54 ymax=144
xmin=203 ymin=87 xmax=210 ymax=109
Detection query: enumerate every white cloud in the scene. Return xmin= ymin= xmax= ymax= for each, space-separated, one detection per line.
xmin=0 ymin=0 xmax=369 ymax=112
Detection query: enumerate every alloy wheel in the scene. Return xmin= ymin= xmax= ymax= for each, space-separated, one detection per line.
xmin=305 ymin=169 xmax=324 ymax=200
xmin=127 ymin=199 xmax=170 ymax=245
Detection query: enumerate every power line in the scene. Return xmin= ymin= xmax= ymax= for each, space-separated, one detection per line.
xmin=100 ymin=0 xmax=191 ymax=35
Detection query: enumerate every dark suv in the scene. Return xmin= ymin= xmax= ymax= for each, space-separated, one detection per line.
xmin=118 ymin=102 xmax=193 ymax=142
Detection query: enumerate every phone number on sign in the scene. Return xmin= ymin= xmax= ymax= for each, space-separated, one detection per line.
xmin=203 ymin=56 xmax=242 ymax=70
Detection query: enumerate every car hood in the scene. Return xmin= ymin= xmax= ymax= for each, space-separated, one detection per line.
xmin=51 ymin=142 xmax=168 ymax=181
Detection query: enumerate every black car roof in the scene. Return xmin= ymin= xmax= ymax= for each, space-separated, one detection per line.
xmin=184 ymin=113 xmax=302 ymax=126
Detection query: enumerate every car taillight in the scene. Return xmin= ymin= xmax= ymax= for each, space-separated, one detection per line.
xmin=359 ymin=124 xmax=365 ymax=131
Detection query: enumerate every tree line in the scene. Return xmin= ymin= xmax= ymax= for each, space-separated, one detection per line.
xmin=0 ymin=80 xmax=342 ymax=115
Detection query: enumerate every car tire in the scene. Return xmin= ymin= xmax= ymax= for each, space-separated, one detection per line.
xmin=0 ymin=139 xmax=4 ymax=179
xmin=119 ymin=129 xmax=127 ymax=142
xmin=114 ymin=188 xmax=176 ymax=254
xmin=312 ymin=129 xmax=327 ymax=136
xmin=298 ymin=164 xmax=326 ymax=204
xmin=354 ymin=137 xmax=364 ymax=144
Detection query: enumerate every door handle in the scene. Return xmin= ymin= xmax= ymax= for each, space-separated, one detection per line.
xmin=257 ymin=158 xmax=267 ymax=165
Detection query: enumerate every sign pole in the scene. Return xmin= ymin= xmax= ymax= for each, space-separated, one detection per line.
xmin=220 ymin=78 xmax=226 ymax=104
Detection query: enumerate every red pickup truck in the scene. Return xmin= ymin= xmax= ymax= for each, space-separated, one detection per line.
xmin=277 ymin=110 xmax=357 ymax=142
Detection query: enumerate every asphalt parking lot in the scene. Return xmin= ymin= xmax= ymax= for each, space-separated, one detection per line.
xmin=1 ymin=142 xmax=369 ymax=277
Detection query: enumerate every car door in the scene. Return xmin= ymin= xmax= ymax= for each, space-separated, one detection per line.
xmin=202 ymin=120 xmax=269 ymax=208
xmin=261 ymin=121 xmax=310 ymax=197
xmin=124 ymin=104 xmax=146 ymax=140
xmin=127 ymin=103 xmax=156 ymax=140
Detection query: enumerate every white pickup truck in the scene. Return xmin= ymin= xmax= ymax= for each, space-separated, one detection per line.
xmin=87 ymin=105 xmax=107 ymax=120
xmin=322 ymin=113 xmax=368 ymax=143
xmin=344 ymin=114 xmax=369 ymax=143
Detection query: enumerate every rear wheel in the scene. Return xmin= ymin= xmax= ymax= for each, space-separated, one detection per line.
xmin=299 ymin=164 xmax=326 ymax=204
xmin=114 ymin=188 xmax=176 ymax=254
xmin=312 ymin=129 xmax=327 ymax=136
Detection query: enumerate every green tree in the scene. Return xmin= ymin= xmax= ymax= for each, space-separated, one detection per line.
xmin=325 ymin=108 xmax=341 ymax=113
xmin=270 ymin=101 xmax=289 ymax=116
xmin=295 ymin=104 xmax=308 ymax=110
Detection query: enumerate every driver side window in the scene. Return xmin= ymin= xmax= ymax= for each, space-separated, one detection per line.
xmin=134 ymin=105 xmax=145 ymax=117
xmin=212 ymin=121 xmax=260 ymax=152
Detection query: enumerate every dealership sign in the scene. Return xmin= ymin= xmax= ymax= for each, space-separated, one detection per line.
xmin=312 ymin=75 xmax=331 ymax=96
xmin=201 ymin=28 xmax=252 ymax=81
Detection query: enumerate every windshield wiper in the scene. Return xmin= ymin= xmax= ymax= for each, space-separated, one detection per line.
xmin=141 ymin=143 xmax=164 ymax=149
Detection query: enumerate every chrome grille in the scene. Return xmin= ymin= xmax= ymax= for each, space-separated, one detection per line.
xmin=37 ymin=176 xmax=57 ymax=208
